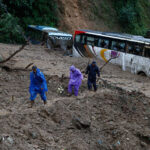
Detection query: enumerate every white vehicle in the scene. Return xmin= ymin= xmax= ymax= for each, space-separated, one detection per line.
xmin=27 ymin=25 xmax=72 ymax=52
xmin=73 ymin=29 xmax=150 ymax=76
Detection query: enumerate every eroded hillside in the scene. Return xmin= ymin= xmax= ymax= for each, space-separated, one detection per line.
xmin=57 ymin=0 xmax=121 ymax=33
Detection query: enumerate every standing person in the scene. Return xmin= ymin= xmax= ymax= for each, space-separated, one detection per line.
xmin=86 ymin=61 xmax=100 ymax=91
xmin=29 ymin=66 xmax=48 ymax=107
xmin=68 ymin=65 xmax=83 ymax=96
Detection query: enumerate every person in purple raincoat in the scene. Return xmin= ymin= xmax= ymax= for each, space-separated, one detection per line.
xmin=68 ymin=65 xmax=83 ymax=96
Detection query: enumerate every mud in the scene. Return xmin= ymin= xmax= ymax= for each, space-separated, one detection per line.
xmin=0 ymin=43 xmax=150 ymax=150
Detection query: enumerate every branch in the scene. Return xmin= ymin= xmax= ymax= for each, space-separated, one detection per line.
xmin=25 ymin=63 xmax=34 ymax=69
xmin=1 ymin=65 xmax=31 ymax=72
xmin=0 ymin=44 xmax=27 ymax=63
xmin=100 ymin=56 xmax=119 ymax=71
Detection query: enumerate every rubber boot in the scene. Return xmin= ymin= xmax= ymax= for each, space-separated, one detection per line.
xmin=30 ymin=100 xmax=34 ymax=108
xmin=44 ymin=101 xmax=47 ymax=105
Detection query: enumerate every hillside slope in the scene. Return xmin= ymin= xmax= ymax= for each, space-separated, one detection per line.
xmin=56 ymin=0 xmax=150 ymax=35
xmin=57 ymin=0 xmax=121 ymax=33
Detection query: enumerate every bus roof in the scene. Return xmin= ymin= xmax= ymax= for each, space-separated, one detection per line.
xmin=48 ymin=32 xmax=72 ymax=37
xmin=76 ymin=29 xmax=150 ymax=45
xmin=28 ymin=25 xmax=72 ymax=40
xmin=28 ymin=25 xmax=58 ymax=32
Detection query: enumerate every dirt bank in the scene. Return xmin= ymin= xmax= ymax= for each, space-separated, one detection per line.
xmin=56 ymin=0 xmax=121 ymax=33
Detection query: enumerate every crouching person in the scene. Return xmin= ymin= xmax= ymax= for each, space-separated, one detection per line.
xmin=29 ymin=66 xmax=48 ymax=107
xmin=68 ymin=65 xmax=83 ymax=96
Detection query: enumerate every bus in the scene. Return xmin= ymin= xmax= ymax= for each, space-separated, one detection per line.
xmin=73 ymin=29 xmax=150 ymax=76
xmin=27 ymin=25 xmax=58 ymax=44
xmin=27 ymin=25 xmax=72 ymax=52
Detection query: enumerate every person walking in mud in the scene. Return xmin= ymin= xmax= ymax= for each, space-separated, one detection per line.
xmin=68 ymin=65 xmax=83 ymax=96
xmin=29 ymin=66 xmax=48 ymax=107
xmin=86 ymin=61 xmax=100 ymax=92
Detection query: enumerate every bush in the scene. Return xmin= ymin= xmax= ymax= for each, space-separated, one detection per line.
xmin=0 ymin=13 xmax=25 ymax=44
xmin=113 ymin=0 xmax=149 ymax=35
xmin=3 ymin=0 xmax=58 ymax=28
xmin=0 ymin=0 xmax=58 ymax=43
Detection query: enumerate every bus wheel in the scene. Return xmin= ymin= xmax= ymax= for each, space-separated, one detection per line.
xmin=137 ymin=71 xmax=146 ymax=76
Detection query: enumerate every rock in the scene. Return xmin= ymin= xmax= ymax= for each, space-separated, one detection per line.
xmin=140 ymin=141 xmax=147 ymax=147
xmin=143 ymin=101 xmax=148 ymax=105
xmin=0 ymin=54 xmax=3 ymax=62
xmin=30 ymin=132 xmax=38 ymax=139
xmin=4 ymin=90 xmax=9 ymax=95
xmin=72 ymin=116 xmax=91 ymax=130
xmin=7 ymin=137 xmax=14 ymax=145
xmin=98 ymin=140 xmax=103 ymax=145
xmin=54 ymin=137 xmax=59 ymax=143
xmin=0 ymin=136 xmax=3 ymax=142
xmin=97 ymin=140 xmax=109 ymax=150
xmin=113 ymin=141 xmax=121 ymax=149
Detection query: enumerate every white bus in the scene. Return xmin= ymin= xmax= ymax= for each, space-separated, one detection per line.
xmin=73 ymin=29 xmax=150 ymax=76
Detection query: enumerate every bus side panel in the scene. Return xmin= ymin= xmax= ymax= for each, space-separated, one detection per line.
xmin=129 ymin=55 xmax=150 ymax=76
xmin=73 ymin=44 xmax=150 ymax=76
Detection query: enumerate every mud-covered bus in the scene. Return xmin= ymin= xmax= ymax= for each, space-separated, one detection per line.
xmin=73 ymin=29 xmax=150 ymax=76
xmin=27 ymin=25 xmax=72 ymax=52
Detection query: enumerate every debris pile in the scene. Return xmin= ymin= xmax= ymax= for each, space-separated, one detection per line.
xmin=0 ymin=44 xmax=150 ymax=149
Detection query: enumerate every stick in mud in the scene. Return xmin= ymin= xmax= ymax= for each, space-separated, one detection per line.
xmin=99 ymin=55 xmax=119 ymax=71
xmin=0 ymin=44 xmax=27 ymax=64
xmin=25 ymin=63 xmax=34 ymax=69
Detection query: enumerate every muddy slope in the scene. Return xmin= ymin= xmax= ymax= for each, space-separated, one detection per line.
xmin=0 ymin=44 xmax=150 ymax=149
xmin=56 ymin=0 xmax=121 ymax=33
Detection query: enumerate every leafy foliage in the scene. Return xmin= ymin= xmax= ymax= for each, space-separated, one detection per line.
xmin=0 ymin=13 xmax=25 ymax=43
xmin=0 ymin=0 xmax=58 ymax=43
xmin=4 ymin=0 xmax=58 ymax=28
xmin=113 ymin=0 xmax=150 ymax=35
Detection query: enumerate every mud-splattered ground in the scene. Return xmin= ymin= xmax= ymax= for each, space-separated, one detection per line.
xmin=0 ymin=43 xmax=150 ymax=150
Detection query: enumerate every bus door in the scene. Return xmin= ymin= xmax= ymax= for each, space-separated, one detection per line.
xmin=74 ymin=34 xmax=87 ymax=57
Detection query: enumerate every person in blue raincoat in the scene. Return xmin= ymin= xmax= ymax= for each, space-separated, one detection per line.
xmin=68 ymin=65 xmax=83 ymax=96
xmin=29 ymin=66 xmax=48 ymax=107
xmin=86 ymin=61 xmax=100 ymax=91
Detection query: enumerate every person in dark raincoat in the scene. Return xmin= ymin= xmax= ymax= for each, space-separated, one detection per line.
xmin=86 ymin=61 xmax=100 ymax=91
xmin=29 ymin=66 xmax=48 ymax=107
xmin=68 ymin=65 xmax=83 ymax=96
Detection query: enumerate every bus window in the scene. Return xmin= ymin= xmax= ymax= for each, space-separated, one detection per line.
xmin=128 ymin=43 xmax=143 ymax=56
xmin=134 ymin=45 xmax=143 ymax=56
xmin=111 ymin=41 xmax=125 ymax=52
xmin=94 ymin=37 xmax=99 ymax=47
xmin=86 ymin=36 xmax=95 ymax=45
xmin=100 ymin=39 xmax=109 ymax=48
xmin=75 ymin=35 xmax=81 ymax=43
xmin=144 ymin=47 xmax=150 ymax=58
xmin=81 ymin=35 xmax=87 ymax=44
xmin=128 ymin=44 xmax=134 ymax=54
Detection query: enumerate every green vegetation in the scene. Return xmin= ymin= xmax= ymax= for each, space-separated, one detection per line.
xmin=0 ymin=13 xmax=24 ymax=43
xmin=89 ymin=0 xmax=150 ymax=35
xmin=0 ymin=0 xmax=150 ymax=44
xmin=113 ymin=0 xmax=150 ymax=35
xmin=0 ymin=0 xmax=58 ymax=43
